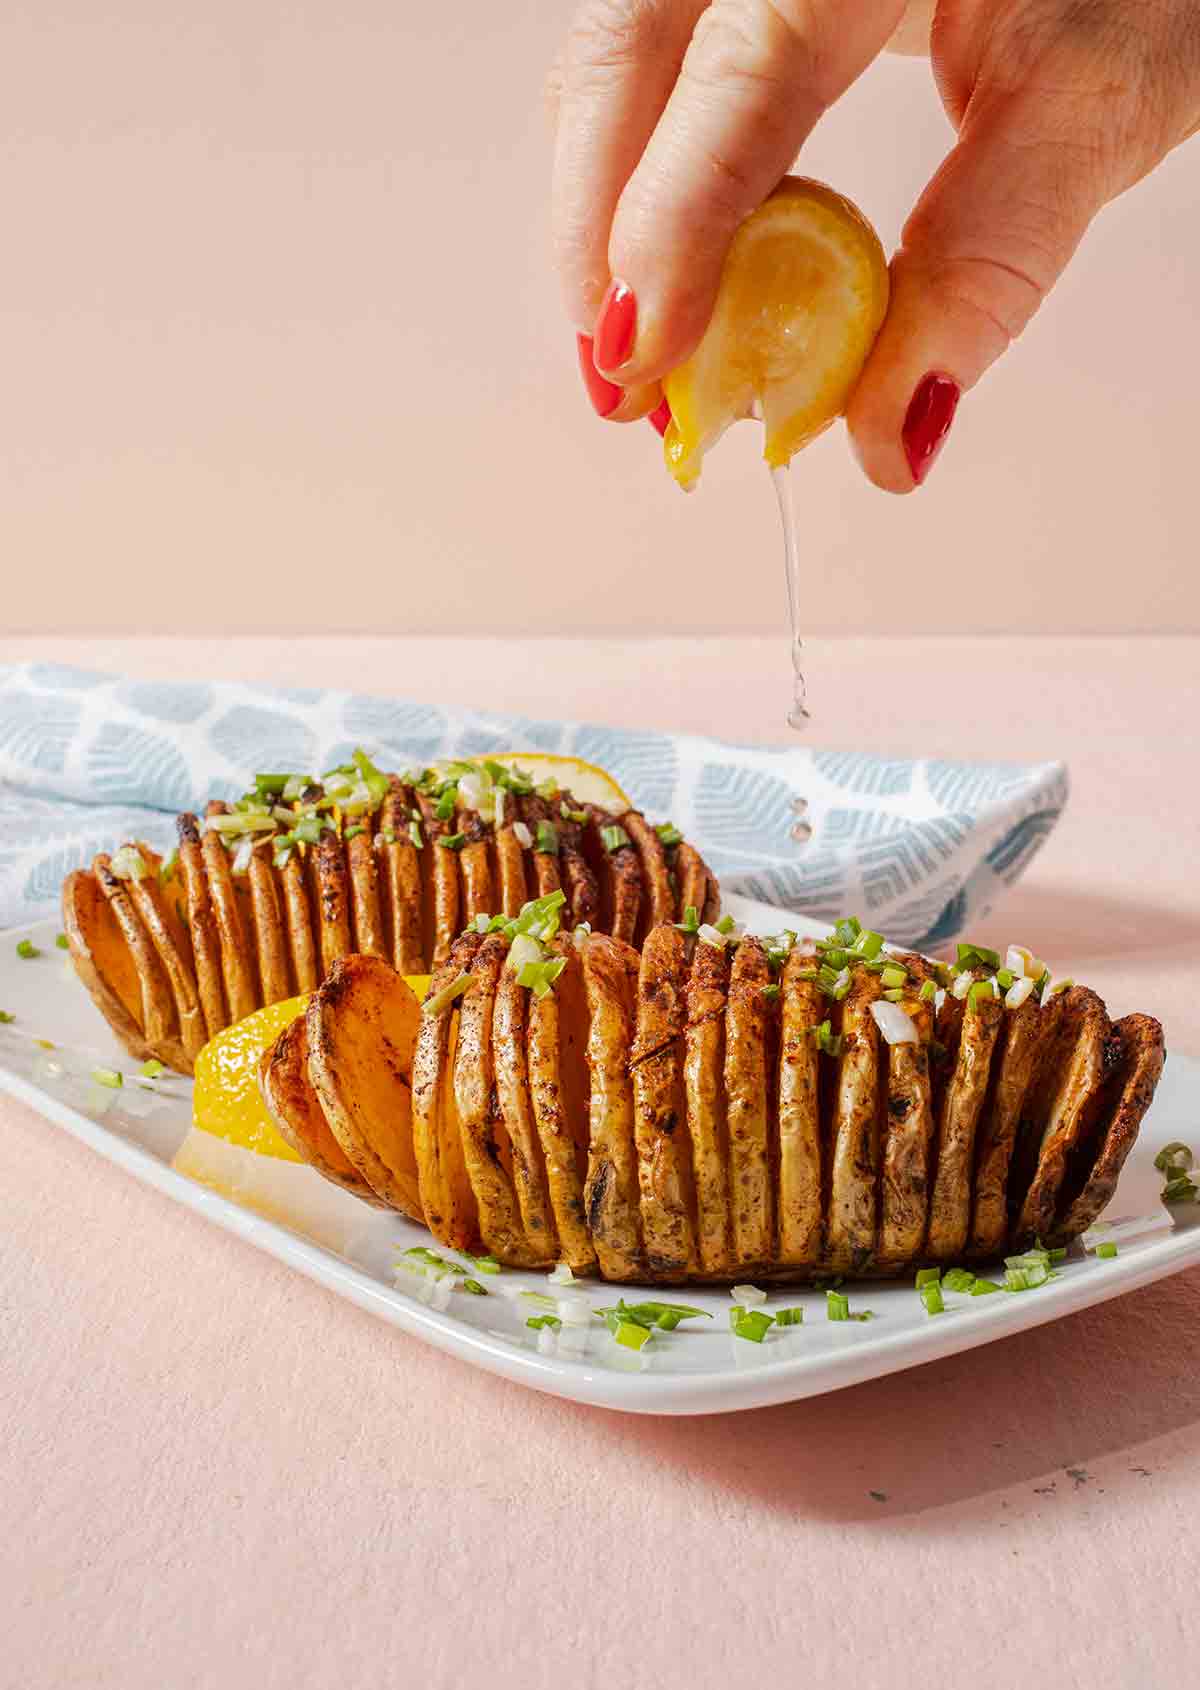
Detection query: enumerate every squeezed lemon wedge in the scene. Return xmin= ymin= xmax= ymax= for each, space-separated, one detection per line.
xmin=662 ymin=177 xmax=888 ymax=488
xmin=478 ymin=753 xmax=630 ymax=814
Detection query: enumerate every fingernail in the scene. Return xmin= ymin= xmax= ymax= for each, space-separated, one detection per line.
xmin=577 ymin=333 xmax=622 ymax=419
xmin=648 ymin=397 xmax=672 ymax=437
xmin=902 ymin=373 xmax=960 ymax=485
xmin=594 ymin=279 xmax=637 ymax=373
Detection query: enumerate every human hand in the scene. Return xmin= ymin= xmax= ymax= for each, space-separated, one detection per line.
xmin=550 ymin=0 xmax=1200 ymax=488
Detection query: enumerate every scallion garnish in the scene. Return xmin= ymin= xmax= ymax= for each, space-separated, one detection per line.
xmin=435 ymin=788 xmax=457 ymax=822
xmin=915 ymin=1268 xmax=940 ymax=1288
xmin=16 ymin=939 xmax=39 ymax=960
xmin=774 ymin=1307 xmax=804 ymax=1326
xmin=969 ymin=1278 xmax=1001 ymax=1296
xmin=140 ymin=1059 xmax=166 ymax=1080
xmin=597 ymin=1300 xmax=710 ymax=1331
xmin=600 ymin=824 xmax=631 ymax=853
xmin=407 ymin=820 xmax=423 ymax=849
xmin=437 ymin=832 xmax=468 ymax=851
xmin=526 ymin=1314 xmax=561 ymax=1331
xmin=91 ymin=1067 xmax=123 ymax=1089
xmin=344 ymin=824 xmax=366 ymax=841
xmin=55 ymin=932 xmax=69 ymax=950
xmin=956 ymin=941 xmax=1001 ymax=971
xmin=918 ymin=979 xmax=938 ymax=1002
xmin=942 ymin=1267 xmax=976 ymax=1293
xmin=463 ymin=1279 xmax=487 ymax=1295
xmin=0 ymin=1011 xmax=14 ymax=1024
xmin=1095 ymin=1241 xmax=1118 ymax=1259
xmin=761 ymin=983 xmax=781 ymax=1001
xmin=811 ymin=1019 xmax=843 ymax=1058
xmin=254 ymin=773 xmax=291 ymax=796
xmin=675 ymin=905 xmax=700 ymax=935
xmin=535 ymin=820 xmax=559 ymax=855
xmin=614 ymin=1320 xmax=651 ymax=1351
xmin=516 ymin=956 xmax=567 ymax=999
xmin=731 ymin=1308 xmax=775 ymax=1343
xmin=920 ymin=1282 xmax=945 ymax=1315
xmin=655 ymin=822 xmax=683 ymax=848
xmin=880 ymin=964 xmax=907 ymax=990
xmin=423 ymin=972 xmax=473 ymax=1016
xmin=826 ymin=1290 xmax=850 ymax=1322
xmin=715 ymin=914 xmax=736 ymax=935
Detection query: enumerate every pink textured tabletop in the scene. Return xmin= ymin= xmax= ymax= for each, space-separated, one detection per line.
xmin=2 ymin=635 xmax=1198 ymax=1690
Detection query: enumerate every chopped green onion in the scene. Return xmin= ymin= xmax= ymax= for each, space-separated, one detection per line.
xmin=676 ymin=904 xmax=700 ymax=934
xmin=968 ymin=979 xmax=999 ymax=1011
xmin=408 ymin=820 xmax=424 ymax=849
xmin=1004 ymin=1263 xmax=1049 ymax=1292
xmin=880 ymin=965 xmax=907 ymax=990
xmin=0 ymin=1011 xmax=12 ymax=1024
xmin=464 ymin=1254 xmax=501 ymax=1275
xmin=817 ymin=944 xmax=850 ymax=968
xmin=273 ymin=845 xmax=293 ymax=871
xmin=598 ymin=1300 xmax=710 ymax=1331
xmin=1154 ymin=1141 xmax=1194 ymax=1175
xmin=140 ymin=1059 xmax=166 ymax=1080
xmin=833 ymin=917 xmax=861 ymax=945
xmin=158 ymin=848 xmax=179 ymax=884
xmin=462 ymin=1279 xmax=487 ymax=1295
xmin=55 ymin=931 xmax=69 ymax=950
xmin=1047 ymin=977 xmax=1075 ymax=998
xmin=437 ymin=832 xmax=468 ymax=851
xmin=535 ymin=820 xmax=559 ymax=855
xmin=254 ymin=773 xmax=291 ymax=796
xmin=853 ymin=929 xmax=885 ymax=959
xmin=291 ymin=814 xmax=324 ymax=846
xmin=831 ymin=968 xmax=852 ymax=1002
xmin=614 ymin=1319 xmax=652 ymax=1351
xmin=16 ymin=939 xmax=39 ymax=960
xmin=600 ymin=824 xmax=631 ymax=853
xmin=882 ymin=988 xmax=905 ymax=1004
xmin=729 ymin=1305 xmax=745 ymax=1330
xmin=435 ymin=787 xmax=457 ymax=821
xmin=761 ymin=983 xmax=781 ymax=1001
xmin=655 ymin=822 xmax=683 ymax=848
xmin=1095 ymin=1241 xmax=1118 ymax=1259
xmin=344 ymin=824 xmax=366 ymax=841
xmin=811 ymin=1019 xmax=843 ymax=1058
xmin=715 ymin=914 xmax=736 ymax=935
xmin=996 ymin=968 xmax=1015 ymax=990
xmin=1162 ymin=1175 xmax=1198 ymax=1204
xmin=774 ymin=1307 xmax=804 ymax=1326
xmin=1048 ymin=1246 xmax=1068 ymax=1263
xmin=915 ymin=1267 xmax=940 ymax=1289
xmin=526 ymin=1315 xmax=561 ymax=1331
xmin=517 ymin=956 xmax=567 ymax=999
xmin=91 ymin=1067 xmax=123 ymax=1089
xmin=918 ymin=980 xmax=938 ymax=1002
xmin=423 ymin=972 xmax=473 ymax=1016
xmin=970 ymin=1278 xmax=1002 ymax=1296
xmin=956 ymin=942 xmax=1001 ymax=970
xmin=826 ymin=1291 xmax=850 ymax=1322
xmin=731 ymin=1309 xmax=775 ymax=1343
xmin=561 ymin=802 xmax=588 ymax=824
xmin=920 ymin=1282 xmax=945 ymax=1315
xmin=942 ymin=1267 xmax=976 ymax=1293
xmin=535 ymin=777 xmax=558 ymax=799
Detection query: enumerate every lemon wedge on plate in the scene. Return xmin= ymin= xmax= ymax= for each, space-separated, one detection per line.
xmin=473 ymin=753 xmax=630 ymax=814
xmin=663 ymin=177 xmax=888 ymax=489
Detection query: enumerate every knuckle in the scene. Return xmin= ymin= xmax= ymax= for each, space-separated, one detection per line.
xmin=565 ymin=0 xmax=675 ymax=76
xmin=684 ymin=0 xmax=815 ymax=98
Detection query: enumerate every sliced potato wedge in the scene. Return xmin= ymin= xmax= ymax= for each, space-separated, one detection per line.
xmin=877 ymin=991 xmax=936 ymax=1267
xmin=61 ymin=868 xmax=154 ymax=1064
xmin=776 ymin=945 xmax=826 ymax=1266
xmin=826 ymin=968 xmax=883 ymax=1273
xmin=527 ymin=942 xmax=597 ymax=1273
xmin=631 ymin=925 xmax=696 ymax=1278
xmin=410 ymin=937 xmax=483 ymax=1250
xmin=176 ymin=812 xmax=229 ymax=1038
xmin=1055 ymin=1013 xmax=1166 ymax=1239
xmin=259 ymin=1014 xmax=386 ymax=1205
xmin=968 ymin=997 xmax=1045 ymax=1258
xmin=926 ymin=993 xmax=1004 ymax=1260
xmin=724 ymin=936 xmax=774 ymax=1268
xmin=581 ymin=934 xmax=644 ymax=1280
xmin=201 ymin=806 xmax=259 ymax=1024
xmin=683 ymin=937 xmax=733 ymax=1275
xmin=1013 ymin=986 xmax=1113 ymax=1248
xmin=493 ymin=962 xmax=558 ymax=1262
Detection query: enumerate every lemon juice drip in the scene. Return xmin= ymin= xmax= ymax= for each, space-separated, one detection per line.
xmin=771 ymin=463 xmax=810 ymax=729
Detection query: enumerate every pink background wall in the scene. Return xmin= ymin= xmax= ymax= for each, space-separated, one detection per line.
xmin=2 ymin=1 xmax=1196 ymax=636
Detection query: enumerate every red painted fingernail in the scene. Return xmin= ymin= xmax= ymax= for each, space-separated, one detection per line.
xmin=594 ymin=279 xmax=637 ymax=373
xmin=902 ymin=372 xmax=960 ymax=484
xmin=648 ymin=397 xmax=672 ymax=437
xmin=576 ymin=333 xmax=622 ymax=419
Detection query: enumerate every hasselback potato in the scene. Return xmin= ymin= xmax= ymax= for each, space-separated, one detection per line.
xmin=61 ymin=753 xmax=717 ymax=1075
xmin=262 ymin=915 xmax=1166 ymax=1281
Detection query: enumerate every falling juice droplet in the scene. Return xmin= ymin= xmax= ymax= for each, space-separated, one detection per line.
xmin=790 ymin=820 xmax=813 ymax=844
xmin=771 ymin=462 xmax=810 ymax=729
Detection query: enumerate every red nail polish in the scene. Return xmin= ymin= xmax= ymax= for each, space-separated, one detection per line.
xmin=648 ymin=397 xmax=672 ymax=437
xmin=576 ymin=333 xmax=622 ymax=418
xmin=594 ymin=279 xmax=637 ymax=373
xmin=902 ymin=372 xmax=961 ymax=485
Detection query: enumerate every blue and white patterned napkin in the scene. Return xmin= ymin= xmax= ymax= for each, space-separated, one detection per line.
xmin=0 ymin=661 xmax=1068 ymax=948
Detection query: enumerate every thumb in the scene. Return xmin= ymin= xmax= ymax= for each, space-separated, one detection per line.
xmin=846 ymin=91 xmax=1112 ymax=492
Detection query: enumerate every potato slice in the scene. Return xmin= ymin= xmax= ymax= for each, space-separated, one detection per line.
xmin=259 ymin=1014 xmax=386 ymax=1205
xmin=202 ymin=806 xmax=259 ymax=1023
xmin=926 ymin=993 xmax=1004 ymax=1260
xmin=557 ymin=809 xmax=600 ymax=929
xmin=724 ymin=937 xmax=774 ymax=1268
xmin=683 ymin=937 xmax=733 ymax=1275
xmin=246 ymin=841 xmax=292 ymax=1008
xmin=492 ymin=819 xmax=528 ymax=920
xmin=122 ymin=855 xmax=207 ymax=1067
xmin=673 ymin=841 xmax=709 ymax=924
xmin=776 ymin=945 xmax=827 ymax=1266
xmin=621 ymin=810 xmax=674 ymax=944
xmin=631 ymin=924 xmax=696 ymax=1278
xmin=93 ymin=853 xmax=184 ymax=1067
xmin=493 ymin=962 xmax=558 ymax=1261
xmin=453 ymin=935 xmax=537 ymax=1262
xmin=416 ymin=791 xmax=461 ymax=966
xmin=380 ymin=782 xmax=425 ymax=975
xmin=826 ymin=967 xmax=883 ymax=1272
xmin=306 ymin=954 xmax=425 ymax=1222
xmin=527 ymin=942 xmax=597 ymax=1273
xmin=582 ymin=934 xmax=644 ymax=1280
xmin=518 ymin=795 xmax=564 ymax=903
xmin=1055 ymin=1013 xmax=1166 ymax=1239
xmin=411 ymin=937 xmax=482 ymax=1250
xmin=456 ymin=809 xmax=494 ymax=926
xmin=176 ymin=813 xmax=229 ymax=1038
xmin=312 ymin=830 xmax=353 ymax=976
xmin=347 ymin=826 xmax=387 ymax=959
xmin=877 ymin=993 xmax=936 ymax=1267
xmin=61 ymin=868 xmax=154 ymax=1064
xmin=280 ymin=849 xmax=320 ymax=993
xmin=1012 ymin=986 xmax=1114 ymax=1248
xmin=968 ymin=998 xmax=1045 ymax=1258
xmin=583 ymin=809 xmax=642 ymax=946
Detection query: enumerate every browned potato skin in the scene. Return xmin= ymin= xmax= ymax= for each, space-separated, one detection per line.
xmin=247 ymin=842 xmax=292 ymax=1009
xmin=926 ymin=993 xmax=1004 ymax=1260
xmin=724 ymin=937 xmax=774 ymax=1269
xmin=631 ymin=925 xmax=697 ymax=1279
xmin=877 ymin=985 xmax=936 ymax=1268
xmin=379 ymin=782 xmax=425 ymax=976
xmin=826 ymin=969 xmax=884 ymax=1273
xmin=1013 ymin=986 xmax=1112 ymax=1249
xmin=61 ymin=868 xmax=155 ymax=1064
xmin=776 ymin=946 xmax=825 ymax=1266
xmin=556 ymin=809 xmax=600 ymax=930
xmin=492 ymin=819 xmax=528 ymax=920
xmin=306 ymin=954 xmax=425 ymax=1222
xmin=415 ymin=791 xmax=460 ymax=966
xmin=313 ymin=830 xmax=353 ymax=977
xmin=202 ymin=806 xmax=259 ymax=1025
xmin=410 ymin=936 xmax=482 ymax=1250
xmin=493 ymin=964 xmax=559 ymax=1262
xmin=260 ymin=1013 xmax=387 ymax=1206
xmin=280 ymin=849 xmax=320 ymax=994
xmin=621 ymin=810 xmax=674 ymax=944
xmin=517 ymin=795 xmax=564 ymax=905
xmin=1054 ymin=1013 xmax=1165 ymax=1240
xmin=177 ymin=813 xmax=229 ymax=1038
xmin=683 ymin=938 xmax=733 ymax=1275
xmin=346 ymin=829 xmax=387 ymax=961
xmin=456 ymin=810 xmax=494 ymax=928
xmin=583 ymin=810 xmax=642 ymax=947
xmin=527 ymin=943 xmax=598 ymax=1274
xmin=968 ymin=998 xmax=1044 ymax=1258
xmin=581 ymin=935 xmax=644 ymax=1279
xmin=124 ymin=852 xmax=208 ymax=1065
xmin=673 ymin=842 xmax=709 ymax=924
xmin=93 ymin=852 xmax=186 ymax=1069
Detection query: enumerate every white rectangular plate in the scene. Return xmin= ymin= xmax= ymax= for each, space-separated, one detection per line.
xmin=3 ymin=898 xmax=1197 ymax=1415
